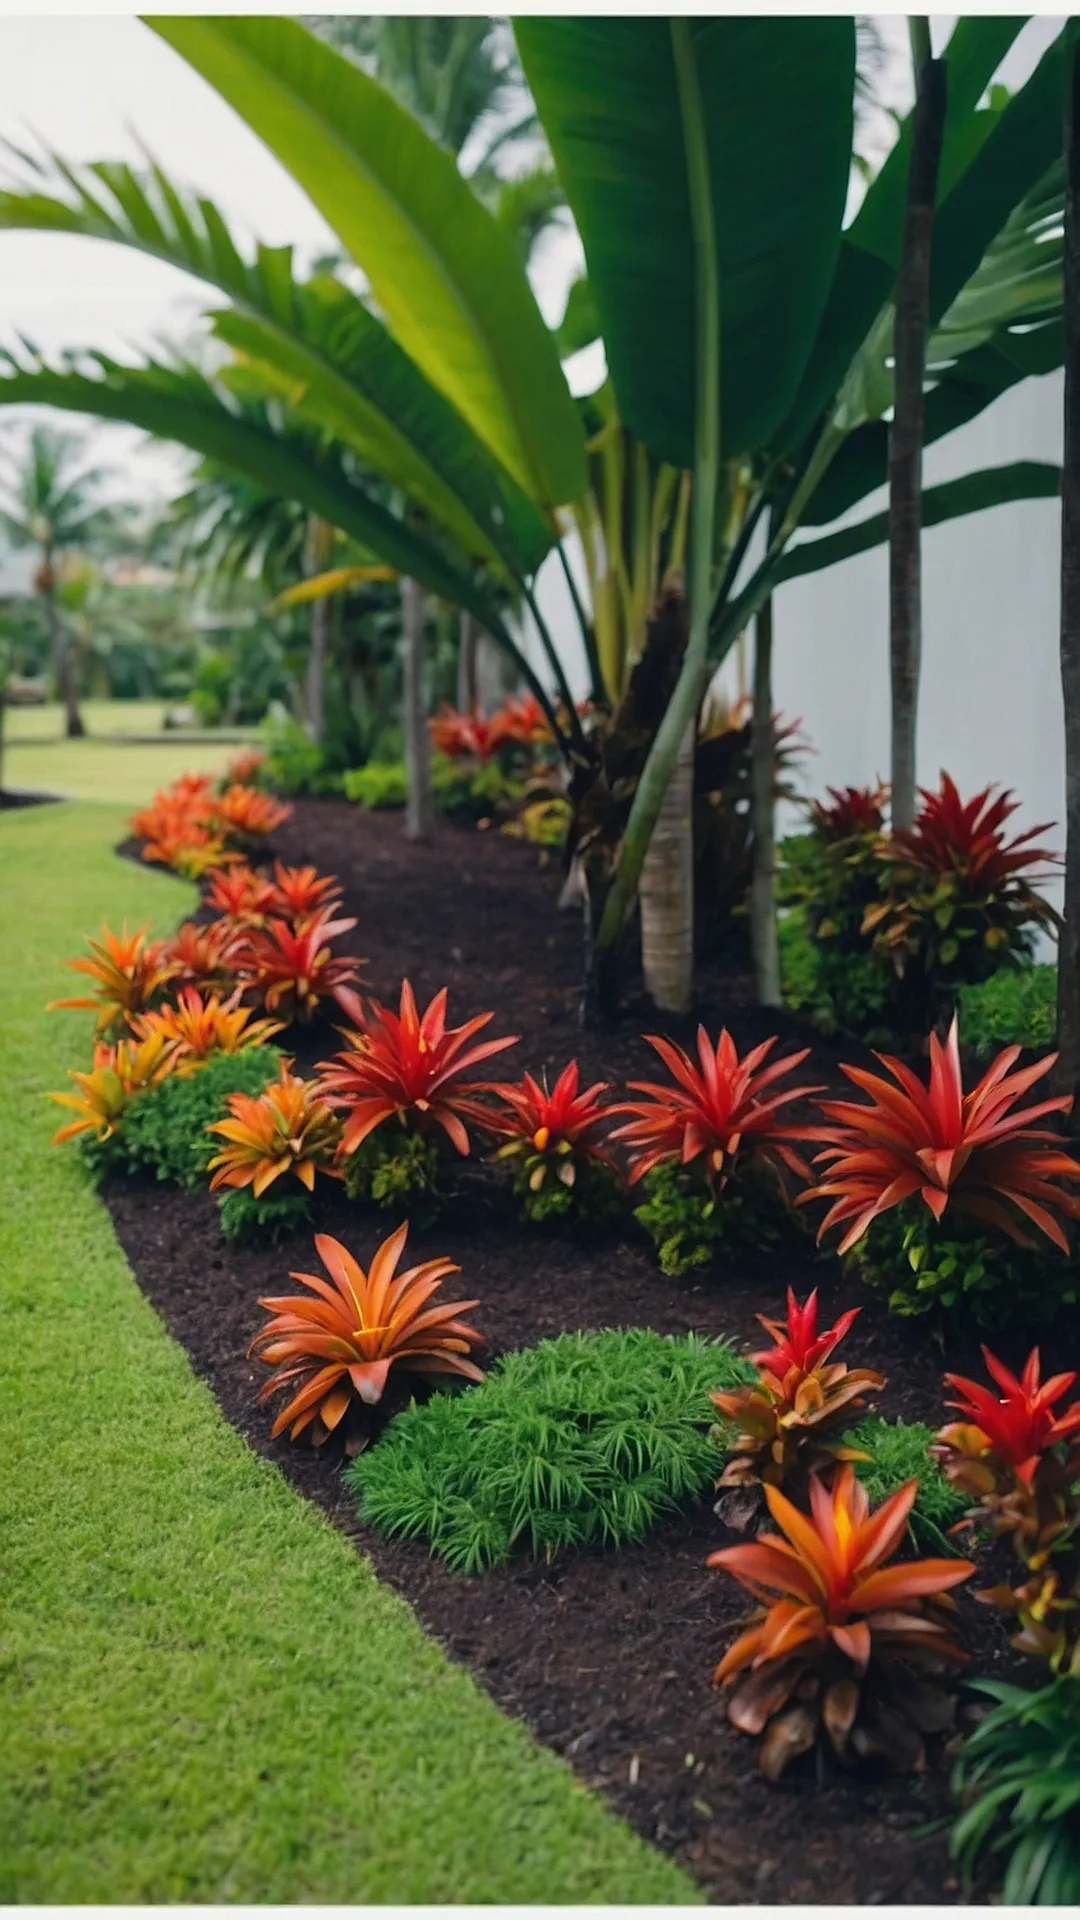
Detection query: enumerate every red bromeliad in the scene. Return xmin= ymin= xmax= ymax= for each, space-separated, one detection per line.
xmin=708 ymin=1465 xmax=974 ymax=1777
xmin=609 ymin=1027 xmax=824 ymax=1193
xmin=934 ymin=1349 xmax=1080 ymax=1674
xmin=429 ymin=703 xmax=505 ymax=761
xmin=482 ymin=1060 xmax=615 ymax=1195
xmin=880 ymin=776 xmax=1059 ymax=893
xmin=49 ymin=921 xmax=179 ymax=1034
xmin=804 ymin=1018 xmax=1080 ymax=1255
xmin=239 ymin=910 xmax=363 ymax=1024
xmin=936 ymin=1347 xmax=1080 ymax=1499
xmin=809 ymin=783 xmax=888 ymax=842
xmin=248 ymin=1223 xmax=484 ymax=1441
xmin=316 ymin=980 xmax=518 ymax=1157
xmin=712 ymin=1290 xmax=883 ymax=1499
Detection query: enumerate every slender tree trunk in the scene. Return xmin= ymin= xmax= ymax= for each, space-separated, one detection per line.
xmin=303 ymin=515 xmax=333 ymax=747
xmin=750 ymin=595 xmax=782 ymax=1007
xmin=456 ymin=609 xmax=479 ymax=712
xmin=1057 ymin=37 xmax=1080 ymax=1115
xmin=41 ymin=544 xmax=85 ymax=739
xmin=639 ymin=719 xmax=695 ymax=1013
xmin=889 ymin=31 xmax=946 ymax=831
xmin=401 ymin=576 xmax=433 ymax=842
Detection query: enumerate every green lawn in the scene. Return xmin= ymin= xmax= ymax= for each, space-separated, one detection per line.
xmin=0 ymin=799 xmax=698 ymax=1904
xmin=3 ymin=714 xmax=255 ymax=806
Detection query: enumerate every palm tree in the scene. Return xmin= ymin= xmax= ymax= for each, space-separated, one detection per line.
xmin=0 ymin=424 xmax=128 ymax=735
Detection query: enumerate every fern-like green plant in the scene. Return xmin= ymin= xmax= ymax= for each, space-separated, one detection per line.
xmin=844 ymin=1415 xmax=969 ymax=1551
xmin=348 ymin=1327 xmax=756 ymax=1573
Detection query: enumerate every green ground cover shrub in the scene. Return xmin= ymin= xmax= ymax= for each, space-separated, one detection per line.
xmin=958 ymin=964 xmax=1057 ymax=1054
xmin=851 ymin=1200 xmax=1078 ymax=1333
xmin=87 ymin=1046 xmax=285 ymax=1188
xmin=841 ymin=1415 xmax=968 ymax=1550
xmin=351 ymin=1327 xmax=962 ymax=1575
xmin=350 ymin=1328 xmax=755 ymax=1572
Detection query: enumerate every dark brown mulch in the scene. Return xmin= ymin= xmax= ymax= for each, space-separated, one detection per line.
xmin=100 ymin=798 xmax=1069 ymax=1905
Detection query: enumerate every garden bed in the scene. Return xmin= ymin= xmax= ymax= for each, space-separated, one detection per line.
xmin=103 ymin=797 xmax=1074 ymax=1905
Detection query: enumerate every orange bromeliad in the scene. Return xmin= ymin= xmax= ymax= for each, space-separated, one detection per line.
xmin=213 ymin=784 xmax=291 ymax=839
xmin=266 ymin=861 xmax=344 ymax=925
xmin=316 ymin=980 xmax=518 ymax=1157
xmin=204 ymin=863 xmax=281 ymax=925
xmin=49 ymin=1030 xmax=177 ymax=1143
xmin=131 ymin=985 xmax=282 ymax=1069
xmin=804 ymin=1018 xmax=1080 ymax=1255
xmin=248 ymin=1223 xmax=484 ymax=1441
xmin=207 ymin=1061 xmax=342 ymax=1196
xmin=141 ymin=823 xmax=238 ymax=878
xmin=49 ymin=922 xmax=179 ymax=1034
xmin=708 ymin=1465 xmax=974 ymax=1777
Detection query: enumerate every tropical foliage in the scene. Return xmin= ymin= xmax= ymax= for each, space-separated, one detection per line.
xmin=482 ymin=1060 xmax=617 ymax=1222
xmin=711 ymin=1290 xmax=883 ymax=1504
xmin=207 ymin=1059 xmax=342 ymax=1197
xmin=49 ymin=922 xmax=179 ymax=1034
xmin=350 ymin=1328 xmax=753 ymax=1572
xmin=806 ymin=1018 xmax=1080 ymax=1258
xmin=248 ymin=1223 xmax=485 ymax=1444
xmin=708 ymin=1466 xmax=974 ymax=1779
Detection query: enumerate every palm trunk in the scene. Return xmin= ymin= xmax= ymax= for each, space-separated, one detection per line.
xmin=401 ymin=576 xmax=433 ymax=842
xmin=750 ymin=594 xmax=782 ymax=1006
xmin=41 ymin=545 xmax=84 ymax=739
xmin=456 ymin=609 xmax=479 ymax=712
xmin=639 ymin=719 xmax=695 ymax=1013
xmin=1057 ymin=38 xmax=1080 ymax=1115
xmin=889 ymin=31 xmax=946 ymax=831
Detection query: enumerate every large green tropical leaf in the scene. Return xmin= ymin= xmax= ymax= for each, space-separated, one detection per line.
xmin=776 ymin=460 xmax=1061 ymax=584
xmin=799 ymin=155 xmax=1066 ymax=528
xmin=514 ymin=17 xmax=855 ymax=470
xmin=0 ymin=345 xmax=528 ymax=656
xmin=0 ymin=150 xmax=554 ymax=578
xmin=775 ymin=19 xmax=1063 ymax=458
xmin=145 ymin=15 xmax=586 ymax=512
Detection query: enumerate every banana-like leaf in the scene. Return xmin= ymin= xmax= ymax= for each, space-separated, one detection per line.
xmin=556 ymin=275 xmax=601 ymax=362
xmin=802 ymin=158 xmax=1066 ymax=528
xmin=145 ymin=16 xmax=586 ymax=512
xmin=775 ymin=460 xmax=1061 ymax=586
xmin=0 ymin=149 xmax=554 ymax=578
xmin=265 ymin=566 xmax=396 ymax=614
xmin=514 ymin=17 xmax=855 ymax=469
xmin=0 ymin=345 xmax=538 ymax=678
xmin=775 ymin=20 xmax=1061 ymax=457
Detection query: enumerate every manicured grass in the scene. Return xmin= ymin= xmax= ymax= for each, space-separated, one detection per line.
xmin=4 ymin=731 xmax=250 ymax=805
xmin=5 ymin=697 xmax=175 ymax=740
xmin=0 ymin=800 xmax=698 ymax=1904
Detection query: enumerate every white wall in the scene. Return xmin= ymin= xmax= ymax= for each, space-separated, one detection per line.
xmin=770 ymin=373 xmax=1065 ymax=918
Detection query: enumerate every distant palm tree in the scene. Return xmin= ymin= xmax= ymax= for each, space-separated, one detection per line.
xmin=0 ymin=424 xmax=131 ymax=735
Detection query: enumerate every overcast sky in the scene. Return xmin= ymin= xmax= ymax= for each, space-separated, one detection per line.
xmin=0 ymin=13 xmax=1065 ymax=513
